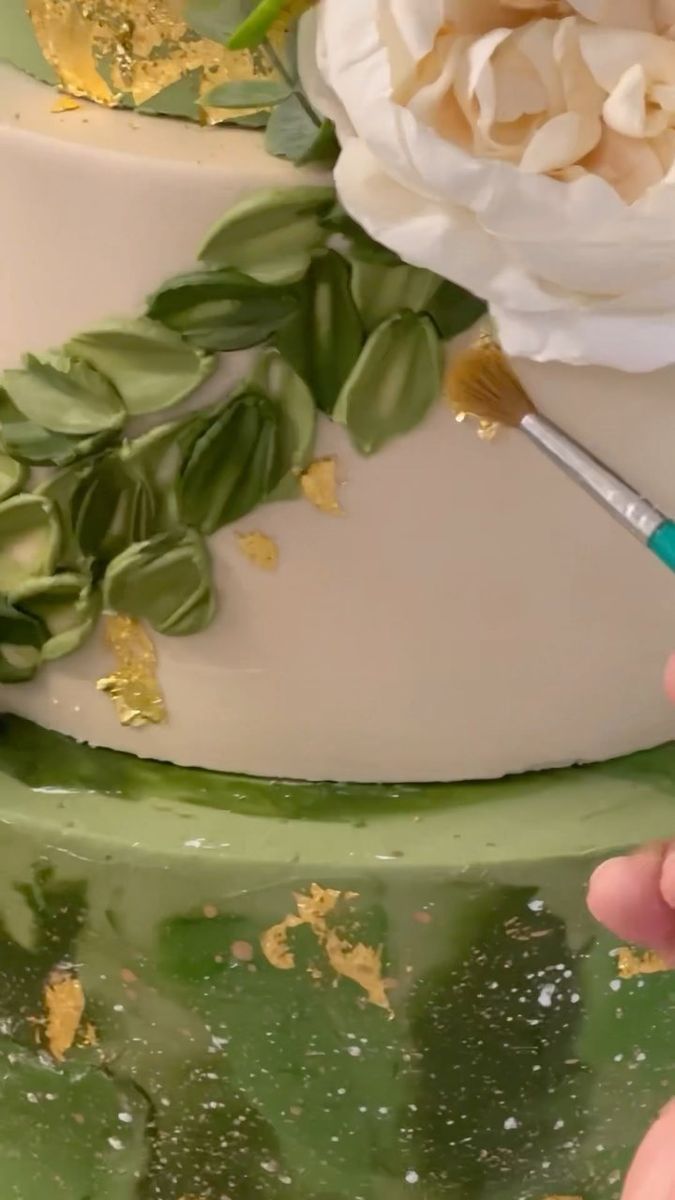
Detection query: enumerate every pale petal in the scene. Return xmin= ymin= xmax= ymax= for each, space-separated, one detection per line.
xmin=521 ymin=111 xmax=601 ymax=172
xmin=297 ymin=9 xmax=354 ymax=138
xmin=604 ymin=64 xmax=670 ymax=140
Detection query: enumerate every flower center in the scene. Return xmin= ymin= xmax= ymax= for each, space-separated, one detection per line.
xmin=399 ymin=2 xmax=675 ymax=202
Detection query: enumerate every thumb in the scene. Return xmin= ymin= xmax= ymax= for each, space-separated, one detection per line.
xmin=622 ymin=1100 xmax=675 ymax=1200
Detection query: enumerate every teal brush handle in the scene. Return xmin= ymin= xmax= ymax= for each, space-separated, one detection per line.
xmin=648 ymin=522 xmax=675 ymax=572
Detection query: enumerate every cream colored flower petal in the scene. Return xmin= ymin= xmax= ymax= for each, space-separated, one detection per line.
xmin=297 ymin=9 xmax=354 ymax=138
xmin=604 ymin=64 xmax=669 ymax=139
xmin=570 ymin=0 xmax=659 ymax=31
xmin=583 ymin=126 xmax=667 ymax=201
xmin=520 ymin=111 xmax=601 ymax=172
xmin=579 ymin=28 xmax=675 ymax=93
xmin=495 ymin=304 xmax=675 ymax=369
xmin=554 ymin=17 xmax=605 ymax=116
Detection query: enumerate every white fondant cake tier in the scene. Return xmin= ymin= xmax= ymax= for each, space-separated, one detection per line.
xmin=2 ymin=65 xmax=675 ymax=783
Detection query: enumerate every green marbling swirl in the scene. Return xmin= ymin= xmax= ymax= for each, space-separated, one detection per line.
xmin=0 ymin=715 xmax=673 ymax=1197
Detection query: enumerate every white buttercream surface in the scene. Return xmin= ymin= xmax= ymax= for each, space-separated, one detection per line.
xmin=2 ymin=66 xmax=675 ymax=782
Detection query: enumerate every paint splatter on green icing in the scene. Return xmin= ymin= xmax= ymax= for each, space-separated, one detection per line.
xmin=0 ymin=190 xmax=485 ymax=685
xmin=0 ymin=717 xmax=673 ymax=1196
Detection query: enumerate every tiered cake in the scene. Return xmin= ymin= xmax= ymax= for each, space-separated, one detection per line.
xmin=0 ymin=3 xmax=674 ymax=1197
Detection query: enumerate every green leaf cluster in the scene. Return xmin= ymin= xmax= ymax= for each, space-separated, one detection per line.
xmin=0 ymin=186 xmax=485 ymax=683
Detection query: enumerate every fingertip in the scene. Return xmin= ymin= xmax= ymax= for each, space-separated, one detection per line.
xmin=588 ymin=847 xmax=675 ymax=952
xmin=622 ymin=1100 xmax=675 ymax=1199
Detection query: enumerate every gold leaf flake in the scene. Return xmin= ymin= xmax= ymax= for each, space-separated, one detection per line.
xmin=27 ymin=0 xmax=288 ymax=122
xmin=300 ymin=458 xmax=342 ymax=515
xmin=236 ymin=531 xmax=279 ymax=571
xmin=51 ymin=93 xmax=81 ymax=112
xmin=43 ymin=968 xmax=85 ymax=1062
xmin=617 ymin=947 xmax=668 ymax=979
xmin=261 ymin=884 xmax=392 ymax=1014
xmin=97 ymin=613 xmax=167 ymax=728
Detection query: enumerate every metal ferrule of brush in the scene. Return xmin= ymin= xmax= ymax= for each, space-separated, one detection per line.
xmin=520 ymin=412 xmax=665 ymax=544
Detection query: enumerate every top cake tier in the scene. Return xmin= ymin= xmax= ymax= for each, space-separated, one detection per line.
xmin=1 ymin=0 xmax=284 ymax=121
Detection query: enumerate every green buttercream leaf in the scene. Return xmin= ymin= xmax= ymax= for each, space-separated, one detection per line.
xmin=321 ymin=204 xmax=402 ymax=266
xmin=146 ymin=269 xmax=298 ymax=352
xmin=427 ymin=281 xmax=488 ymax=340
xmin=35 ymin=462 xmax=92 ymax=569
xmin=265 ymin=95 xmax=338 ymax=166
xmin=275 ymin=250 xmax=364 ymax=414
xmin=216 ymin=110 xmax=270 ymax=129
xmin=185 ymin=0 xmax=251 ymax=41
xmin=103 ymin=528 xmax=216 ymax=637
xmin=121 ymin=414 xmax=209 ymax=529
xmin=0 ymin=494 xmax=61 ymax=591
xmin=66 ymin=318 xmax=215 ymax=416
xmin=10 ymin=572 xmax=99 ymax=662
xmin=3 ymin=353 xmax=125 ymax=436
xmin=204 ymin=78 xmax=291 ymax=108
xmin=199 ymin=187 xmax=335 ymax=284
xmin=351 ymin=261 xmax=442 ymax=332
xmin=71 ymin=454 xmax=158 ymax=566
xmin=0 ymin=598 xmax=47 ymax=683
xmin=334 ymin=312 xmax=442 ymax=455
xmin=249 ymin=349 xmax=316 ymax=499
xmin=0 ymin=390 xmax=115 ymax=467
xmin=0 ymin=455 xmax=27 ymax=503
xmin=138 ymin=69 xmax=202 ymax=118
xmin=179 ymin=392 xmax=280 ymax=534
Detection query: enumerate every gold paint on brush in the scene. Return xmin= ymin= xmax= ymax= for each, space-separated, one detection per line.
xmin=446 ymin=339 xmax=535 ymax=429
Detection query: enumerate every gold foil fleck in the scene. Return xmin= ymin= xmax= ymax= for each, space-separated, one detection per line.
xmin=300 ymin=458 xmax=342 ymax=515
xmin=261 ymin=884 xmax=392 ymax=1014
xmin=43 ymin=968 xmax=86 ymax=1062
xmin=51 ymin=93 xmax=81 ymax=112
xmin=97 ymin=613 xmax=167 ymax=728
xmin=27 ymin=0 xmax=285 ymax=122
xmin=617 ymin=947 xmax=668 ymax=979
xmin=236 ymin=531 xmax=279 ymax=571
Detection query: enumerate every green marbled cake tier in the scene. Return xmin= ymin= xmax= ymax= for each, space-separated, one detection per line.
xmin=1 ymin=715 xmax=675 ymax=1199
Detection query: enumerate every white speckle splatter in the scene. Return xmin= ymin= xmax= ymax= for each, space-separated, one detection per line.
xmin=108 ymin=1137 xmax=124 ymax=1151
xmin=347 ymin=1046 xmax=362 ymax=1058
xmin=538 ymin=983 xmax=556 ymax=1008
xmin=610 ymin=979 xmax=622 ymax=992
xmin=504 ymin=1117 xmax=519 ymax=1131
xmin=118 ymin=1112 xmax=133 ymax=1124
xmin=405 ymin=1170 xmax=419 ymax=1184
xmin=528 ymin=899 xmax=545 ymax=913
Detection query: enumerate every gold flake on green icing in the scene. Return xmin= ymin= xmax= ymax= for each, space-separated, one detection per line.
xmin=43 ymin=967 xmax=86 ymax=1062
xmin=97 ymin=613 xmax=167 ymax=728
xmin=616 ymin=946 xmax=668 ymax=979
xmin=26 ymin=0 xmax=282 ymax=121
xmin=261 ymin=884 xmax=392 ymax=1014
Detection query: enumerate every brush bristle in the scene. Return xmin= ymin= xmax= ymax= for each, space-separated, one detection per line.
xmin=446 ymin=341 xmax=535 ymax=428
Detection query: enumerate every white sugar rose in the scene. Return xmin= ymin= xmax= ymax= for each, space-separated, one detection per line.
xmin=299 ymin=0 xmax=675 ymax=370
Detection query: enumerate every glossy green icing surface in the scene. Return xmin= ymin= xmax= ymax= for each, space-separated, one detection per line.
xmin=0 ymin=715 xmax=674 ymax=1198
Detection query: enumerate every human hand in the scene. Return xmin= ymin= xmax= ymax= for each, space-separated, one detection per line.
xmin=586 ymin=657 xmax=675 ymax=1198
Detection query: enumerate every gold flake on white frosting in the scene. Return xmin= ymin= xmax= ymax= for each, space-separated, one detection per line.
xmin=236 ymin=531 xmax=279 ymax=571
xmin=97 ymin=613 xmax=167 ymax=728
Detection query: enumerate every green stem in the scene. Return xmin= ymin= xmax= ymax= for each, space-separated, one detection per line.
xmin=262 ymin=39 xmax=321 ymax=127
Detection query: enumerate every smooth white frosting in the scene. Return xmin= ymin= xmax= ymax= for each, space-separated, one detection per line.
xmin=2 ymin=65 xmax=675 ymax=783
